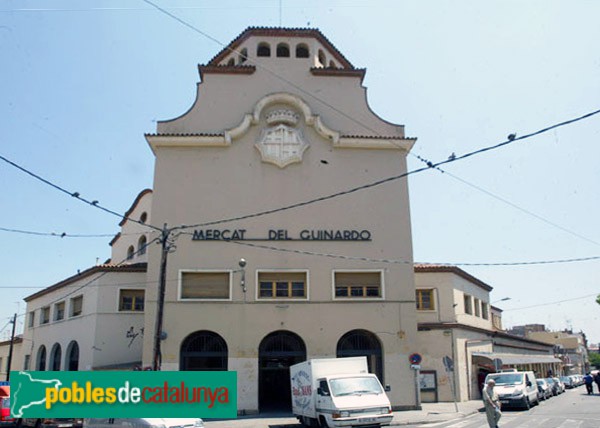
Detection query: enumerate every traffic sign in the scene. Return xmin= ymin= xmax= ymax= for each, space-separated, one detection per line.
xmin=409 ymin=353 xmax=422 ymax=365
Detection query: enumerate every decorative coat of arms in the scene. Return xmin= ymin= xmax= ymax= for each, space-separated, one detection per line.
xmin=255 ymin=108 xmax=309 ymax=168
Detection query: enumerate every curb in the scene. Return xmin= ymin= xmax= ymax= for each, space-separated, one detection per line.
xmin=389 ymin=407 xmax=484 ymax=426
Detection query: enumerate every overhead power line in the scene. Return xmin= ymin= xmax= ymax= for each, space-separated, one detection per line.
xmin=0 ymin=226 xmax=117 ymax=238
xmin=174 ymin=107 xmax=600 ymax=231
xmin=503 ymin=293 xmax=599 ymax=311
xmin=225 ymin=239 xmax=600 ymax=267
xmin=0 ymin=153 xmax=162 ymax=232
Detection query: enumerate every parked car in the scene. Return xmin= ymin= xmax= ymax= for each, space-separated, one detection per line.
xmin=536 ymin=379 xmax=552 ymax=401
xmin=17 ymin=418 xmax=83 ymax=428
xmin=552 ymin=377 xmax=565 ymax=394
xmin=0 ymin=396 xmax=14 ymax=426
xmin=485 ymin=371 xmax=539 ymax=410
xmin=560 ymin=376 xmax=574 ymax=389
xmin=84 ymin=419 xmax=204 ymax=428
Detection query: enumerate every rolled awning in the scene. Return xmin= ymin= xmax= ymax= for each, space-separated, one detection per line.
xmin=472 ymin=352 xmax=562 ymax=365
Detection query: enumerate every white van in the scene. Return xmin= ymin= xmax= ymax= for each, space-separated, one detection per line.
xmin=290 ymin=357 xmax=393 ymax=427
xmin=485 ymin=371 xmax=539 ymax=410
xmin=83 ymin=419 xmax=204 ymax=428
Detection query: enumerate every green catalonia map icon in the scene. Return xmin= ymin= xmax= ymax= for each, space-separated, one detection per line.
xmin=11 ymin=371 xmax=63 ymax=418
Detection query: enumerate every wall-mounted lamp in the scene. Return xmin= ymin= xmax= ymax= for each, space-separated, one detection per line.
xmin=239 ymin=258 xmax=247 ymax=293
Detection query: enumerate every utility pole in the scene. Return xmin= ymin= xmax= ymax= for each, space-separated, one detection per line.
xmin=153 ymin=224 xmax=172 ymax=371
xmin=6 ymin=313 xmax=17 ymax=381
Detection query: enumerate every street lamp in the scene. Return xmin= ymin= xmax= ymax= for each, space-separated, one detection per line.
xmin=492 ymin=297 xmax=511 ymax=304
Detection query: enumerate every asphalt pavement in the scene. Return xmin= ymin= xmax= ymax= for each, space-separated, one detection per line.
xmin=203 ymin=400 xmax=484 ymax=427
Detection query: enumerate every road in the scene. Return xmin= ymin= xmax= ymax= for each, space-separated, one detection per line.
xmin=408 ymin=387 xmax=600 ymax=428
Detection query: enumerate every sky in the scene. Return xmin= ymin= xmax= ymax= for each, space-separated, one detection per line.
xmin=1 ymin=1 xmax=599 ymax=345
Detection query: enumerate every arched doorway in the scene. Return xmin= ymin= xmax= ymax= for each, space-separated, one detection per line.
xmin=50 ymin=343 xmax=62 ymax=371
xmin=36 ymin=345 xmax=47 ymax=371
xmin=66 ymin=341 xmax=79 ymax=371
xmin=259 ymin=330 xmax=306 ymax=412
xmin=180 ymin=331 xmax=228 ymax=371
xmin=336 ymin=329 xmax=383 ymax=382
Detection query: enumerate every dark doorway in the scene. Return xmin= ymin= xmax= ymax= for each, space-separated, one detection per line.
xmin=259 ymin=330 xmax=306 ymax=412
xmin=180 ymin=331 xmax=228 ymax=371
xmin=336 ymin=329 xmax=383 ymax=382
xmin=66 ymin=341 xmax=79 ymax=371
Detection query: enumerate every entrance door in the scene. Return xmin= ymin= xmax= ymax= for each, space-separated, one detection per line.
xmin=337 ymin=329 xmax=383 ymax=382
xmin=258 ymin=331 xmax=306 ymax=412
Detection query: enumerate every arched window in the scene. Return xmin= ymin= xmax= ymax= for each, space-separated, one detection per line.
xmin=127 ymin=245 xmax=134 ymax=260
xmin=50 ymin=343 xmax=62 ymax=371
xmin=66 ymin=341 xmax=79 ymax=371
xmin=239 ymin=48 xmax=248 ymax=64
xmin=140 ymin=212 xmax=147 ymax=223
xmin=138 ymin=236 xmax=147 ymax=255
xmin=37 ymin=345 xmax=47 ymax=371
xmin=337 ymin=329 xmax=383 ymax=382
xmin=180 ymin=331 xmax=228 ymax=371
xmin=257 ymin=42 xmax=271 ymax=57
xmin=227 ymin=58 xmax=235 ymax=66
xmin=318 ymin=49 xmax=326 ymax=67
xmin=329 ymin=60 xmax=336 ymax=68
xmin=276 ymin=43 xmax=290 ymax=57
xmin=295 ymin=44 xmax=309 ymax=58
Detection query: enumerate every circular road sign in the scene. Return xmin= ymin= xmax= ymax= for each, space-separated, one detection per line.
xmin=409 ymin=353 xmax=422 ymax=365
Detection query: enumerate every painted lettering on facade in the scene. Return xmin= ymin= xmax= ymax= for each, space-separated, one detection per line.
xmin=191 ymin=229 xmax=371 ymax=241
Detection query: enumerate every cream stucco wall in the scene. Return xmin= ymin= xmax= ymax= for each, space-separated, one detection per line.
xmin=142 ymin=30 xmax=418 ymax=412
xmin=22 ymin=270 xmax=146 ymax=371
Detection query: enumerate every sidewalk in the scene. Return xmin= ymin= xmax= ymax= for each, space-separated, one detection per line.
xmin=203 ymin=401 xmax=484 ymax=427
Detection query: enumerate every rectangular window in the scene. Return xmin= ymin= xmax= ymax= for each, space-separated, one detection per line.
xmin=474 ymin=298 xmax=481 ymax=317
xmin=28 ymin=311 xmax=35 ymax=328
xmin=258 ymin=272 xmax=307 ymax=299
xmin=70 ymin=295 xmax=83 ymax=317
xmin=119 ymin=289 xmax=145 ymax=311
xmin=181 ymin=271 xmax=230 ymax=300
xmin=0 ymin=358 xmax=3 ymax=372
xmin=482 ymin=303 xmax=489 ymax=320
xmin=464 ymin=294 xmax=473 ymax=315
xmin=54 ymin=302 xmax=65 ymax=321
xmin=24 ymin=355 xmax=30 ymax=371
xmin=416 ymin=289 xmax=435 ymax=310
xmin=334 ymin=272 xmax=381 ymax=298
xmin=41 ymin=307 xmax=50 ymax=324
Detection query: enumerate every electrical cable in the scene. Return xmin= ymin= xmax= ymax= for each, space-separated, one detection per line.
xmin=503 ymin=293 xmax=599 ymax=312
xmin=173 ymin=107 xmax=600 ymax=231
xmin=222 ymin=239 xmax=600 ymax=267
xmin=0 ymin=226 xmax=143 ymax=239
xmin=0 ymin=153 xmax=162 ymax=232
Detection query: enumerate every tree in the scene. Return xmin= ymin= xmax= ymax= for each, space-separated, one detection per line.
xmin=597 ymin=294 xmax=600 ymax=305
xmin=589 ymin=352 xmax=600 ymax=370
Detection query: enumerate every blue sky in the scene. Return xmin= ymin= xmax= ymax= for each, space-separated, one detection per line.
xmin=1 ymin=1 xmax=599 ymax=344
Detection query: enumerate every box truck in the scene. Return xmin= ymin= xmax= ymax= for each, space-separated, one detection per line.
xmin=290 ymin=357 xmax=393 ymax=427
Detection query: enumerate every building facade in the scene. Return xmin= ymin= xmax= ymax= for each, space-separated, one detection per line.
xmin=139 ymin=27 xmax=419 ymax=412
xmin=414 ymin=265 xmax=560 ymax=403
xmin=19 ymin=190 xmax=152 ymax=373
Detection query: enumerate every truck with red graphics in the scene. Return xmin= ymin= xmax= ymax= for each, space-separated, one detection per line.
xmin=290 ymin=357 xmax=393 ymax=428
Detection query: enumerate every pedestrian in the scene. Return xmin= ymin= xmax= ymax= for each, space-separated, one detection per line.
xmin=584 ymin=372 xmax=593 ymax=394
xmin=594 ymin=372 xmax=600 ymax=394
xmin=482 ymin=379 xmax=501 ymax=428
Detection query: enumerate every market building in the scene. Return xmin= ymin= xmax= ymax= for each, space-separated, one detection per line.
xmin=139 ymin=27 xmax=419 ymax=413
